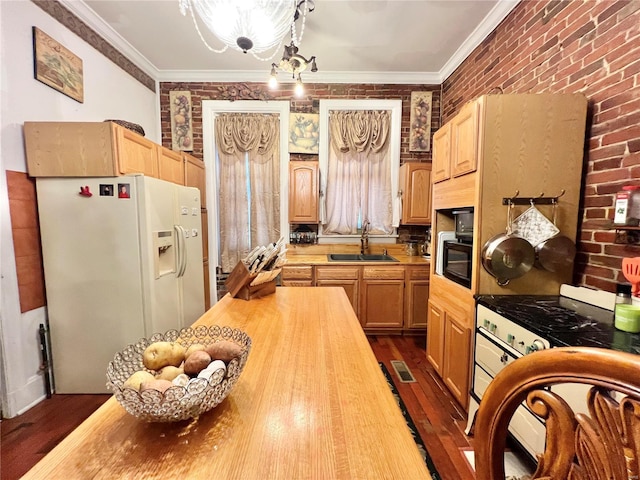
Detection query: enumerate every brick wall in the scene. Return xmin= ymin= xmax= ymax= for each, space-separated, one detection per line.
xmin=442 ymin=0 xmax=640 ymax=293
xmin=159 ymin=83 xmax=440 ymax=166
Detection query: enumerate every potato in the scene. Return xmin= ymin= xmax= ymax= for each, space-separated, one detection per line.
xmin=183 ymin=350 xmax=212 ymax=376
xmin=123 ymin=370 xmax=154 ymax=390
xmin=155 ymin=365 xmax=183 ymax=381
xmin=205 ymin=341 xmax=242 ymax=363
xmin=140 ymin=379 xmax=174 ymax=394
xmin=184 ymin=343 xmax=206 ymax=360
xmin=142 ymin=341 xmax=185 ymax=370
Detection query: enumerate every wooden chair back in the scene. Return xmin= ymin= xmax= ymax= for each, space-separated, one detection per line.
xmin=474 ymin=347 xmax=640 ymax=479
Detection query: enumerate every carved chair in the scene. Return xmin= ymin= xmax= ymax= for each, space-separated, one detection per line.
xmin=474 ymin=347 xmax=640 ymax=480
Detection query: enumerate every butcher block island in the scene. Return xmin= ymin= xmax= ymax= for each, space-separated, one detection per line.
xmin=23 ymin=287 xmax=430 ymax=479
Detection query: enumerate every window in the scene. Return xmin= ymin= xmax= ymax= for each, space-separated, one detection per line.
xmin=202 ymin=101 xmax=289 ymax=282
xmin=318 ymin=99 xmax=402 ymax=241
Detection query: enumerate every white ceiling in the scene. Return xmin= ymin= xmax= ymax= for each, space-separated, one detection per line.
xmin=63 ymin=0 xmax=519 ymax=84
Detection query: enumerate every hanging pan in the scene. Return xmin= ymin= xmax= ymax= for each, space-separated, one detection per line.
xmin=481 ymin=201 xmax=535 ymax=286
xmin=534 ymin=200 xmax=576 ymax=273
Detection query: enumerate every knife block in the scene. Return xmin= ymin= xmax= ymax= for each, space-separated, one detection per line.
xmin=225 ymin=261 xmax=279 ymax=301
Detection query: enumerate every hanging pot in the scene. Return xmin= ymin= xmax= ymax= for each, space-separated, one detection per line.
xmin=534 ymin=201 xmax=576 ymax=272
xmin=481 ymin=202 xmax=535 ymax=286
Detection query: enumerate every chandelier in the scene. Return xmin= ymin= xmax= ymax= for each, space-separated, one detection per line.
xmin=268 ymin=2 xmax=318 ymax=96
xmin=179 ymin=0 xmax=298 ymax=59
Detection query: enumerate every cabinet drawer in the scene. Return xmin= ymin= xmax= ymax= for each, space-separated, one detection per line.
xmin=363 ymin=266 xmax=405 ymax=280
xmin=281 ymin=265 xmax=313 ymax=281
xmin=316 ymin=266 xmax=360 ymax=280
xmin=406 ymin=266 xmax=430 ymax=280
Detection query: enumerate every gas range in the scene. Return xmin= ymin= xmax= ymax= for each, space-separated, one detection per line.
xmin=476 ymin=293 xmax=640 ymax=354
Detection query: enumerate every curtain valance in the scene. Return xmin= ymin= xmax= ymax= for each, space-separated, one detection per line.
xmin=215 ymin=113 xmax=279 ymax=156
xmin=328 ymin=110 xmax=390 ymax=154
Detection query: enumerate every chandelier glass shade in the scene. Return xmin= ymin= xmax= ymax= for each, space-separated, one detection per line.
xmin=180 ymin=0 xmax=297 ymax=57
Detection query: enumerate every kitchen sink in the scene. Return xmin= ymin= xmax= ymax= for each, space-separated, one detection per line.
xmin=327 ymin=253 xmax=398 ymax=262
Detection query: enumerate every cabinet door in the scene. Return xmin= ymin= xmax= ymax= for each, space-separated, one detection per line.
xmin=361 ymin=266 xmax=405 ymax=329
xmin=289 ymin=161 xmax=318 ymax=223
xmin=115 ymin=125 xmax=158 ymax=177
xmin=158 ymin=146 xmax=185 ymax=184
xmin=443 ymin=313 xmax=471 ymax=408
xmin=404 ymin=266 xmax=429 ymax=330
xmin=432 ymin=123 xmax=451 ymax=183
xmin=451 ymin=101 xmax=479 ymax=178
xmin=400 ymin=163 xmax=432 ymax=224
xmin=184 ymin=153 xmax=206 ymax=206
xmin=426 ymin=299 xmax=444 ymax=375
xmin=316 ymin=266 xmax=359 ymax=316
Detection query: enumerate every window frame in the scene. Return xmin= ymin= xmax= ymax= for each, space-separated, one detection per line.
xmin=202 ymin=100 xmax=290 ymax=302
xmin=318 ymin=99 xmax=402 ymax=243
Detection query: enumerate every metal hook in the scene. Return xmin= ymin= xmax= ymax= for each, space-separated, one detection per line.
xmin=555 ymin=189 xmax=566 ymax=200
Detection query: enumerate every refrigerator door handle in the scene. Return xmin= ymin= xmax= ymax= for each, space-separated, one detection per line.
xmin=174 ymin=225 xmax=188 ymax=278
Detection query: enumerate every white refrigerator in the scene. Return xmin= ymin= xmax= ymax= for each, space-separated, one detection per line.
xmin=36 ymin=174 xmax=205 ymax=393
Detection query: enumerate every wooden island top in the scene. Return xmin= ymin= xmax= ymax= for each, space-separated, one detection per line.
xmin=24 ymin=287 xmax=431 ymax=479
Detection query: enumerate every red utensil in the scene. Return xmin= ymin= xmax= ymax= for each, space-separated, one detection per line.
xmin=622 ymin=257 xmax=640 ymax=295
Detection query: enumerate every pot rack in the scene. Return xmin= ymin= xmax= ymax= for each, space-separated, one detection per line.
xmin=501 ymin=190 xmax=565 ymax=206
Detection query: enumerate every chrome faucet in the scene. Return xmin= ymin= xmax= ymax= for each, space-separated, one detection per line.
xmin=360 ymin=221 xmax=370 ymax=255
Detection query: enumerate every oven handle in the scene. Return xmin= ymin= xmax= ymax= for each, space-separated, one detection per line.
xmin=476 ymin=326 xmax=524 ymax=359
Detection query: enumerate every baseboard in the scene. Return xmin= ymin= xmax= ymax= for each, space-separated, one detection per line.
xmin=4 ymin=374 xmax=46 ymax=418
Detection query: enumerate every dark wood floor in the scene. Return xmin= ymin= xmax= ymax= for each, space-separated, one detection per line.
xmin=1 ymin=335 xmax=476 ymax=480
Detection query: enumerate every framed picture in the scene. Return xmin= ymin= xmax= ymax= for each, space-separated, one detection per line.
xmin=32 ymin=27 xmax=84 ymax=103
xmin=409 ymin=91 xmax=433 ymax=152
xmin=289 ymin=113 xmax=319 ymax=154
xmin=169 ymin=90 xmax=194 ymax=151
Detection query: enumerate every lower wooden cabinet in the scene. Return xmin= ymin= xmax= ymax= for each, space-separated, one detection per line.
xmin=360 ymin=266 xmax=405 ymax=330
xmin=443 ymin=312 xmax=471 ymax=405
xmin=282 ymin=263 xmax=429 ymax=334
xmin=426 ymin=277 xmax=474 ymax=409
xmin=281 ymin=265 xmax=314 ymax=286
xmin=316 ymin=266 xmax=360 ymax=317
xmin=404 ymin=266 xmax=430 ymax=332
xmin=426 ymin=299 xmax=445 ymax=375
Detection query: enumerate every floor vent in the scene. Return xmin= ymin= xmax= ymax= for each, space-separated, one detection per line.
xmin=390 ymin=360 xmax=416 ymax=383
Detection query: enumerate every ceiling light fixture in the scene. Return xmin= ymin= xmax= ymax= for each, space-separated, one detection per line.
xmin=269 ymin=1 xmax=318 ymax=95
xmin=179 ymin=0 xmax=298 ymax=59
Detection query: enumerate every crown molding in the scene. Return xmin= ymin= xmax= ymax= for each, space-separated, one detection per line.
xmin=439 ymin=0 xmax=520 ymax=82
xmin=63 ymin=0 xmax=519 ymax=87
xmin=58 ymin=0 xmax=160 ymax=81
xmin=157 ymin=69 xmax=442 ymax=85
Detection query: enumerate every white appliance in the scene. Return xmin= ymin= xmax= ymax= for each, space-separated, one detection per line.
xmin=36 ymin=175 xmax=205 ymax=393
xmin=435 ymin=231 xmax=455 ymax=275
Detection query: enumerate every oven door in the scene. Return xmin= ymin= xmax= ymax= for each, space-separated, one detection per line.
xmin=473 ymin=330 xmax=546 ymax=458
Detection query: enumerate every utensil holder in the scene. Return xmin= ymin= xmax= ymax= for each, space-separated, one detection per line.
xmin=225 ymin=261 xmax=280 ymax=300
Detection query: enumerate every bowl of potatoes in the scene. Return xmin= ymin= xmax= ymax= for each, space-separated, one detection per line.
xmin=107 ymin=325 xmax=251 ymax=422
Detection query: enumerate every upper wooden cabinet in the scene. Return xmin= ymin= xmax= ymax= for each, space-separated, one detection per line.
xmin=432 ymin=123 xmax=451 ymax=183
xmin=23 ymin=122 xmax=207 ymax=205
xmin=24 ymin=122 xmax=155 ymax=177
xmin=289 ymin=161 xmax=319 ymax=223
xmin=450 ymin=101 xmax=479 ymax=178
xmin=431 ymin=100 xmax=479 ymax=184
xmin=183 ymin=153 xmax=206 ymax=206
xmin=158 ymin=146 xmax=185 ymax=185
xmin=399 ymin=162 xmax=432 ymax=225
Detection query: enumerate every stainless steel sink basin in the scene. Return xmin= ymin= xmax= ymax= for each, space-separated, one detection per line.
xmin=327 ymin=253 xmax=398 ymax=262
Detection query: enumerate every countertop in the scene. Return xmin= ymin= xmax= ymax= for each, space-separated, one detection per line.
xmin=285 ymin=254 xmax=431 ymax=265
xmin=477 ymin=295 xmax=640 ymax=354
xmin=23 ymin=287 xmax=431 ymax=479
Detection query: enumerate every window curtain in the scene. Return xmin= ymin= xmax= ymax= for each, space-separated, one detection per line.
xmin=215 ymin=113 xmax=280 ymax=272
xmin=323 ymin=110 xmax=392 ymax=235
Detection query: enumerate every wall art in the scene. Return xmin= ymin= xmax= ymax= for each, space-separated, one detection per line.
xmin=289 ymin=113 xmax=319 ymax=154
xmin=409 ymin=91 xmax=433 ymax=152
xmin=32 ymin=27 xmax=84 ymax=103
xmin=169 ymin=90 xmax=194 ymax=151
